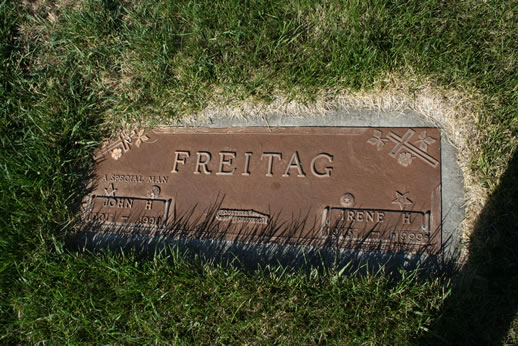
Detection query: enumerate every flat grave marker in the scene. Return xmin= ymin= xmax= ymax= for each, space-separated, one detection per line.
xmin=81 ymin=126 xmax=443 ymax=255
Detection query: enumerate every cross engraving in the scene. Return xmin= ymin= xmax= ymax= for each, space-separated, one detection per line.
xmin=93 ymin=129 xmax=152 ymax=162
xmin=387 ymin=129 xmax=439 ymax=168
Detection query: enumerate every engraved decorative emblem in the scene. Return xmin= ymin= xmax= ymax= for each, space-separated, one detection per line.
xmin=215 ymin=209 xmax=269 ymax=225
xmin=367 ymin=129 xmax=438 ymax=168
xmin=147 ymin=185 xmax=161 ymax=199
xmin=133 ymin=129 xmax=150 ymax=148
xmin=391 ymin=191 xmax=413 ymax=210
xmin=94 ymin=129 xmax=153 ymax=162
xmin=104 ymin=183 xmax=117 ymax=197
xmin=367 ymin=130 xmax=388 ymax=150
xmin=340 ymin=193 xmax=355 ymax=207
xmin=398 ymin=152 xmax=414 ymax=167
xmin=414 ymin=130 xmax=436 ymax=151
xmin=111 ymin=148 xmax=122 ymax=160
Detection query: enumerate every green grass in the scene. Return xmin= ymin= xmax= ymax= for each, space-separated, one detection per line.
xmin=1 ymin=0 xmax=517 ymax=343
xmin=9 ymin=246 xmax=447 ymax=343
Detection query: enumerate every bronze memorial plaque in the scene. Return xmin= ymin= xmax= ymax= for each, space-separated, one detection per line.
xmin=81 ymin=127 xmax=442 ymax=254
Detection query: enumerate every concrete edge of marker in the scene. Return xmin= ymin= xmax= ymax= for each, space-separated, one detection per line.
xmin=74 ymin=108 xmax=465 ymax=273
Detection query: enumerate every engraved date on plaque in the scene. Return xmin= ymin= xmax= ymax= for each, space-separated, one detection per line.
xmin=83 ymin=195 xmax=173 ymax=231
xmin=321 ymin=207 xmax=431 ymax=249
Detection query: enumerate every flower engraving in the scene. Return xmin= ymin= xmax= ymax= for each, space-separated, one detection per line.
xmin=94 ymin=129 xmax=154 ymax=162
xmin=398 ymin=152 xmax=415 ymax=167
xmin=414 ymin=130 xmax=436 ymax=152
xmin=367 ymin=130 xmax=388 ymax=150
xmin=111 ymin=148 xmax=122 ymax=160
xmin=132 ymin=129 xmax=150 ymax=148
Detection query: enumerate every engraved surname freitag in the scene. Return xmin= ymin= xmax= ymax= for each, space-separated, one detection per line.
xmin=83 ymin=127 xmax=441 ymax=254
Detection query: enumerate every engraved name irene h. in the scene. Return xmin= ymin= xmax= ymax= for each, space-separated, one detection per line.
xmin=171 ymin=150 xmax=334 ymax=178
xmin=321 ymin=207 xmax=431 ymax=243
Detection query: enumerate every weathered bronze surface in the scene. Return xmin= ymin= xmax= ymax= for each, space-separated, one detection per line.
xmin=81 ymin=127 xmax=442 ymax=254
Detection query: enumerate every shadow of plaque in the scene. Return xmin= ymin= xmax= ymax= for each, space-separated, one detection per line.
xmin=421 ymin=148 xmax=518 ymax=344
xmin=70 ymin=122 xmax=463 ymax=273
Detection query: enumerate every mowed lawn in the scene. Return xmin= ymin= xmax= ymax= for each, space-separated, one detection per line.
xmin=1 ymin=0 xmax=517 ymax=343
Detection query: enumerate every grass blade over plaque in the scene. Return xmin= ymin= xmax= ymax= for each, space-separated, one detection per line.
xmin=9 ymin=247 xmax=447 ymax=343
xmin=0 ymin=0 xmax=516 ymax=343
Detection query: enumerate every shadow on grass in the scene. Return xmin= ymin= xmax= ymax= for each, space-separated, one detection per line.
xmin=67 ymin=175 xmax=459 ymax=278
xmin=423 ymin=149 xmax=518 ymax=344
